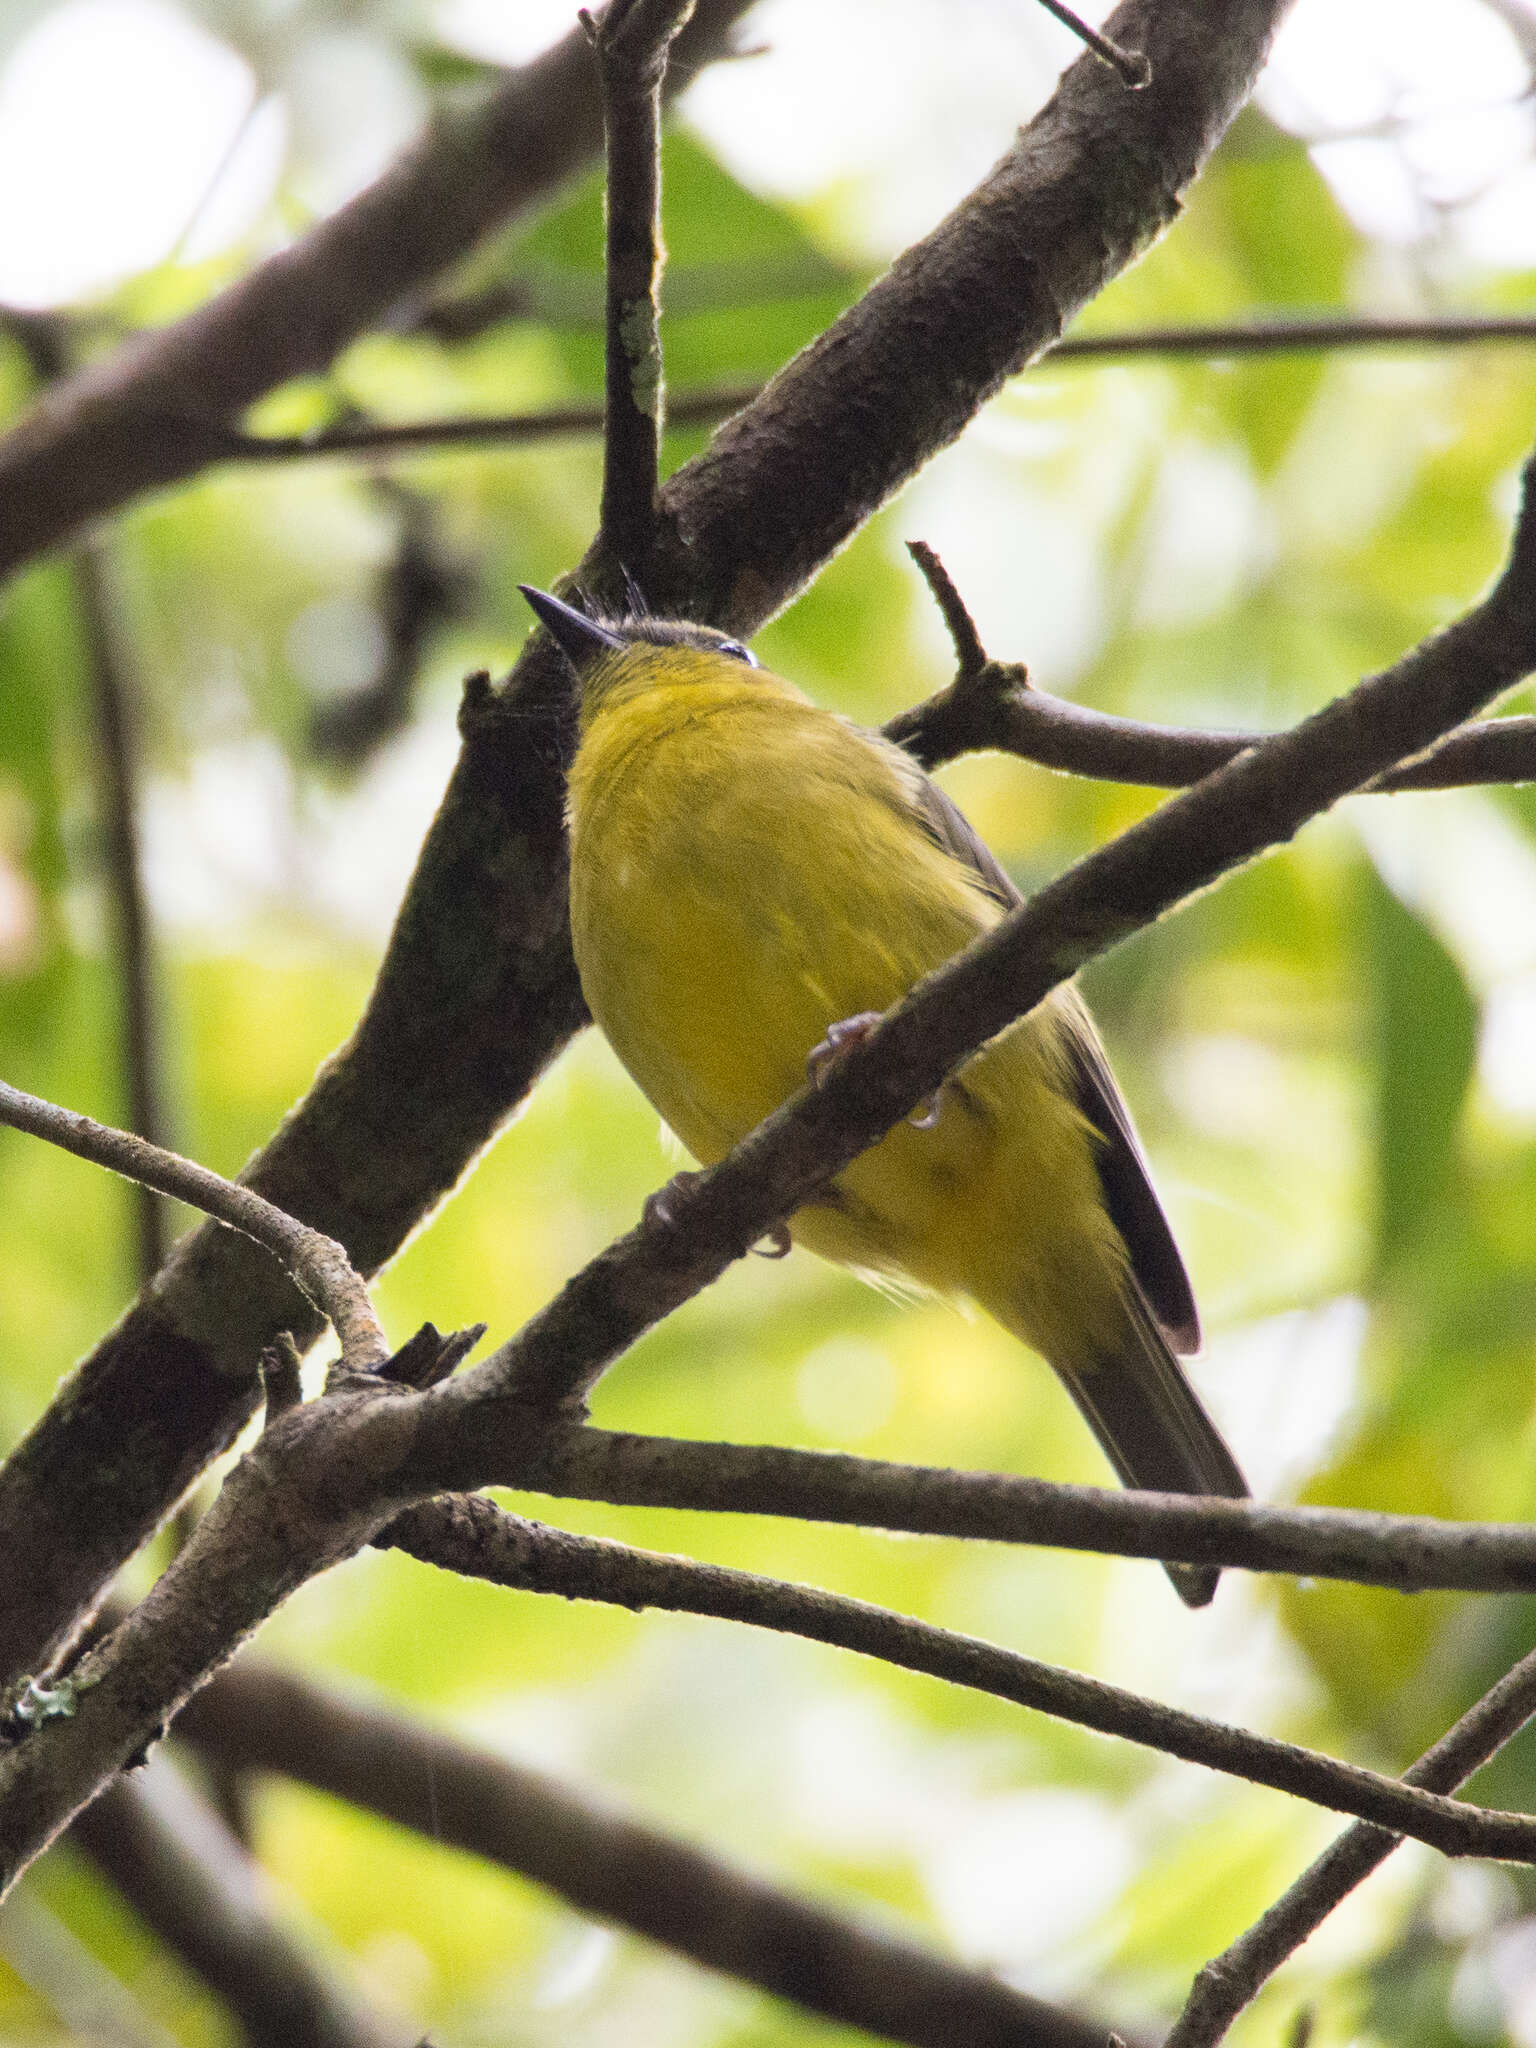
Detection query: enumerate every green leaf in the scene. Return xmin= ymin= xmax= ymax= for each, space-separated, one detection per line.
xmin=1361 ymin=860 xmax=1478 ymax=1273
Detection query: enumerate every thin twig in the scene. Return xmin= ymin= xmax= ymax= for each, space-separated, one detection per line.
xmin=1049 ymin=311 xmax=1536 ymax=358
xmin=199 ymin=311 xmax=1536 ymax=472
xmin=0 ymin=1082 xmax=387 ymax=1374
xmin=381 ymin=1498 xmax=1536 ymax=1862
xmin=73 ymin=1761 xmax=410 ymax=2048
xmin=1034 ymin=0 xmax=1151 ymax=86
xmin=197 ymin=386 xmax=758 ymax=465
xmin=591 ymin=0 xmax=697 ymax=564
xmin=177 ymin=1657 xmax=1113 ymax=2048
xmin=1166 ymin=1642 xmax=1536 ymax=2046
xmin=497 ymin=1424 xmax=1536 ymax=1595
xmin=73 ymin=545 xmax=172 ymax=1282
xmin=892 ymin=540 xmax=1536 ymax=791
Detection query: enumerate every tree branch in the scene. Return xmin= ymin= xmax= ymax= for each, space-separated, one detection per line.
xmin=7 ymin=417 xmax=1530 ymax=1882
xmin=1165 ymin=1643 xmax=1536 ymax=2047
xmin=379 ymin=1497 xmax=1536 ymax=1861
xmin=498 ymin=1424 xmax=1536 ymax=1596
xmin=177 ymin=1658 xmax=1114 ymax=2048
xmin=0 ymin=1083 xmax=388 ymax=1376
xmin=73 ymin=544 xmax=173 ymax=1282
xmin=590 ymin=0 xmax=697 ymax=564
xmin=71 ymin=1761 xmax=411 ymax=2048
xmin=891 ymin=537 xmax=1536 ymax=791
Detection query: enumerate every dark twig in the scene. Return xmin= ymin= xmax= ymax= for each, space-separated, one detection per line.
xmin=72 ymin=1761 xmax=410 ymax=2048
xmin=0 ymin=1082 xmax=387 ymax=1375
xmin=1033 ymin=0 xmax=1152 ymax=86
xmin=217 ymin=311 xmax=1536 ymax=476
xmin=187 ymin=386 xmax=759 ymax=466
xmin=500 ymin=1425 xmax=1536 ymax=1596
xmin=381 ymin=1498 xmax=1536 ymax=1861
xmin=1166 ymin=1643 xmax=1536 ymax=2047
xmin=892 ymin=541 xmax=1536 ymax=791
xmin=178 ymin=1657 xmax=1112 ymax=2048
xmin=1050 ymin=311 xmax=1536 ymax=358
xmin=72 ymin=545 xmax=172 ymax=1282
xmin=590 ymin=0 xmax=697 ymax=565
xmin=906 ymin=539 xmax=989 ymax=674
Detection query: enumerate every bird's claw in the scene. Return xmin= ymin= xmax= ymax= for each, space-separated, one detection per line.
xmin=808 ymin=1011 xmax=946 ymax=1129
xmin=806 ymin=1011 xmax=882 ymax=1085
xmin=643 ymin=1168 xmax=705 ymax=1230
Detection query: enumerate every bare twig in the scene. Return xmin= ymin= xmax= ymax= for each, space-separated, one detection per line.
xmin=0 ymin=1082 xmax=387 ymax=1375
xmin=499 ymin=1425 xmax=1536 ymax=1595
xmin=73 ymin=546 xmax=173 ymax=1282
xmin=1049 ymin=310 xmax=1536 ymax=358
xmin=381 ymin=1498 xmax=1536 ymax=1860
xmin=892 ymin=540 xmax=1536 ymax=791
xmin=1166 ymin=1643 xmax=1536 ymax=2047
xmin=178 ymin=1657 xmax=1112 ymax=2048
xmin=1033 ymin=0 xmax=1151 ymax=86
xmin=589 ymin=0 xmax=697 ymax=564
xmin=73 ymin=1761 xmax=411 ymax=2048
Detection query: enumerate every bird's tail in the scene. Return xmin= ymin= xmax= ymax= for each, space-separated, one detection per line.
xmin=1058 ymin=1290 xmax=1247 ymax=1608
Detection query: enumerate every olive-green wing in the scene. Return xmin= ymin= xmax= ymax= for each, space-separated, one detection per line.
xmin=893 ymin=750 xmax=1201 ymax=1354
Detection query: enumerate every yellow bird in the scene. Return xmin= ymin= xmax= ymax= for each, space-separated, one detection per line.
xmin=522 ymin=585 xmax=1247 ymax=1605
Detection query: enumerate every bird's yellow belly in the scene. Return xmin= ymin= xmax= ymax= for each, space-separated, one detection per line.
xmin=567 ymin=691 xmax=1126 ymax=1361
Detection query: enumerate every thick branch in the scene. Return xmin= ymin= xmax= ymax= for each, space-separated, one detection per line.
xmin=0 ymin=0 xmax=1289 ymax=1693
xmin=1166 ymin=1643 xmax=1536 ymax=2047
xmin=72 ymin=1761 xmax=409 ymax=2048
xmin=380 ymin=1498 xmax=1536 ymax=1861
xmin=178 ymin=1659 xmax=1109 ymax=2048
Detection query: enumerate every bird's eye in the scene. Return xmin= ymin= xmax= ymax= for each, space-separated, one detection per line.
xmin=717 ymin=638 xmax=758 ymax=667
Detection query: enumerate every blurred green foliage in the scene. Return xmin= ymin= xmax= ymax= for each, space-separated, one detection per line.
xmin=3 ymin=4 xmax=1536 ymax=2046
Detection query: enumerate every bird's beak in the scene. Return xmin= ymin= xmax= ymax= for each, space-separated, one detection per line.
xmin=518 ymin=585 xmax=625 ymax=669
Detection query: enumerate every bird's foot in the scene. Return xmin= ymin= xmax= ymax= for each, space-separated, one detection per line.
xmin=806 ymin=1011 xmax=882 ymax=1083
xmin=642 ymin=1168 xmax=705 ymax=1231
xmin=646 ymin=1172 xmax=790 ymax=1259
xmin=807 ymin=1011 xmax=946 ymax=1128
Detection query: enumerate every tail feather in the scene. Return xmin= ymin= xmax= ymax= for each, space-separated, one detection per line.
xmin=1063 ymin=1293 xmax=1247 ymax=1609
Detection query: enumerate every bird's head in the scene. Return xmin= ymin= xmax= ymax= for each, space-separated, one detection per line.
xmin=518 ymin=584 xmax=759 ymax=722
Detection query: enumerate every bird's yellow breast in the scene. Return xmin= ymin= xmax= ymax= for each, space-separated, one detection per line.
xmin=566 ymin=656 xmax=1128 ymax=1363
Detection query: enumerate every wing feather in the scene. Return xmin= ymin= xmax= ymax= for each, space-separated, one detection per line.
xmin=889 ymin=744 xmax=1201 ymax=1353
